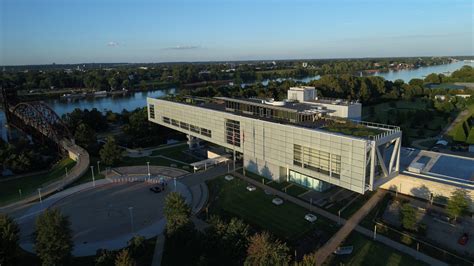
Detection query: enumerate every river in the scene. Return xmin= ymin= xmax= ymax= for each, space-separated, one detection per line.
xmin=365 ymin=60 xmax=472 ymax=82
xmin=0 ymin=61 xmax=472 ymax=141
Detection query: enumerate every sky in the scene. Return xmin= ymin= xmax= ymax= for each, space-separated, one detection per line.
xmin=1 ymin=0 xmax=473 ymax=65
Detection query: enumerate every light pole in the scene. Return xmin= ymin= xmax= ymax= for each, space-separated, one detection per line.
xmin=37 ymin=188 xmax=42 ymax=203
xmin=90 ymin=166 xmax=95 ymax=187
xmin=373 ymin=224 xmax=377 ymax=240
xmin=128 ymin=207 xmax=134 ymax=235
xmin=97 ymin=161 xmax=101 ymax=175
xmin=147 ymin=161 xmax=150 ymax=178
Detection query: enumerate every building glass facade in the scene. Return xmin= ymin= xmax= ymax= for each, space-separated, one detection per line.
xmin=288 ymin=170 xmax=331 ymax=192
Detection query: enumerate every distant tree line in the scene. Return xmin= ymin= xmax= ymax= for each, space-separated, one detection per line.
xmin=1 ymin=57 xmax=457 ymax=92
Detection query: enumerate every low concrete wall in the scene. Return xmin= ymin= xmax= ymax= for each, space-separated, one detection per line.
xmin=380 ymin=173 xmax=474 ymax=211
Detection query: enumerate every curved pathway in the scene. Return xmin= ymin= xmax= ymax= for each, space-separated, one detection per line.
xmin=0 ymin=139 xmax=90 ymax=213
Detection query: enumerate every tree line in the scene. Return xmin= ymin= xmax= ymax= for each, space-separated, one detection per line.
xmin=1 ymin=57 xmax=458 ymax=91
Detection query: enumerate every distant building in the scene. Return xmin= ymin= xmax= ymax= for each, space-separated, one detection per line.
xmin=455 ymin=94 xmax=472 ymax=99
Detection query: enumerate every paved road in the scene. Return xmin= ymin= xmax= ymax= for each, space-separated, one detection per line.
xmin=233 ymin=172 xmax=447 ymax=266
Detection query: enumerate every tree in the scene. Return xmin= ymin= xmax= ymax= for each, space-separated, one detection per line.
xmin=203 ymin=216 xmax=250 ymax=264
xmin=296 ymin=253 xmax=317 ymax=266
xmin=74 ymin=123 xmax=97 ymax=152
xmin=99 ymin=136 xmax=122 ymax=166
xmin=446 ymin=189 xmax=469 ymax=221
xmin=245 ymin=232 xmax=290 ymax=266
xmin=127 ymin=235 xmax=145 ymax=258
xmin=164 ymin=192 xmax=192 ymax=235
xmin=35 ymin=209 xmax=73 ymax=266
xmin=400 ymin=203 xmax=417 ymax=231
xmin=0 ymin=214 xmax=20 ymax=266
xmin=95 ymin=249 xmax=116 ymax=266
xmin=114 ymin=249 xmax=136 ymax=266
xmin=424 ymin=73 xmax=442 ymax=84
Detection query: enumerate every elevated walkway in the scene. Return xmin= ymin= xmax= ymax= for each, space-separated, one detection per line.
xmin=0 ymin=139 xmax=89 ymax=211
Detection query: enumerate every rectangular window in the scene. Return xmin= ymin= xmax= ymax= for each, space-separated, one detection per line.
xmin=180 ymin=122 xmax=189 ymax=130
xmin=190 ymin=125 xmax=200 ymax=133
xmin=201 ymin=128 xmax=212 ymax=137
xmin=225 ymin=119 xmax=241 ymax=147
xmin=148 ymin=104 xmax=155 ymax=119
xmin=171 ymin=119 xmax=179 ymax=127
xmin=293 ymin=144 xmax=341 ymax=178
xmin=162 ymin=117 xmax=170 ymax=124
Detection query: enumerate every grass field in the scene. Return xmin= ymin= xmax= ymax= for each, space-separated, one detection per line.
xmin=66 ymin=157 xmax=105 ymax=188
xmin=150 ymin=144 xmax=198 ymax=163
xmin=206 ymin=176 xmax=338 ymax=242
xmin=0 ymin=158 xmax=76 ymax=206
xmin=326 ymin=232 xmax=428 ymax=266
xmin=121 ymin=156 xmax=190 ymax=170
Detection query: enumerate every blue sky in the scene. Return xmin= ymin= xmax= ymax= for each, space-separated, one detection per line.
xmin=1 ymin=0 xmax=472 ymax=65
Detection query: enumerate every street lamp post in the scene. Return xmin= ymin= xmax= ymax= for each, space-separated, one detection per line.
xmin=147 ymin=161 xmax=150 ymax=178
xmin=97 ymin=161 xmax=101 ymax=175
xmin=90 ymin=166 xmax=95 ymax=187
xmin=128 ymin=207 xmax=134 ymax=235
xmin=373 ymin=224 xmax=377 ymax=240
xmin=37 ymin=188 xmax=42 ymax=203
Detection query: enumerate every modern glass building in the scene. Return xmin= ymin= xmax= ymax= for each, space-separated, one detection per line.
xmin=147 ymin=87 xmax=401 ymax=194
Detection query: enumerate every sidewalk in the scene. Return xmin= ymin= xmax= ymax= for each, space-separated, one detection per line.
xmin=313 ymin=190 xmax=386 ymax=265
xmin=233 ymin=172 xmax=447 ymax=266
xmin=0 ymin=139 xmax=90 ymax=213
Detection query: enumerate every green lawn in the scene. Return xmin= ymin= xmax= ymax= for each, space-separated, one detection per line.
xmin=150 ymin=143 xmax=198 ymax=163
xmin=207 ymin=176 xmax=338 ymax=242
xmin=120 ymin=156 xmax=190 ymax=170
xmin=66 ymin=157 xmax=105 ymax=188
xmin=327 ymin=232 xmax=428 ymax=266
xmin=0 ymin=158 xmax=76 ymax=206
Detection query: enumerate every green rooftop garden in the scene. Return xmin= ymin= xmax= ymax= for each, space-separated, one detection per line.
xmin=322 ymin=120 xmax=386 ymax=138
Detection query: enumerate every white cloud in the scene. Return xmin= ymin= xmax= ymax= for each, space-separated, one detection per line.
xmin=164 ymin=45 xmax=200 ymax=50
xmin=107 ymin=41 xmax=119 ymax=47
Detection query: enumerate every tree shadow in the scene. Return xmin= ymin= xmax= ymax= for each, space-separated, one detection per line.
xmin=260 ymin=163 xmax=273 ymax=180
xmin=410 ymin=185 xmax=431 ymax=200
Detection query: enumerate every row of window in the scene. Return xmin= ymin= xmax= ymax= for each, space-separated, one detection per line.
xmin=225 ymin=119 xmax=241 ymax=147
xmin=293 ymin=144 xmax=341 ymax=178
xmin=162 ymin=116 xmax=212 ymax=138
xmin=149 ymin=104 xmax=155 ymax=119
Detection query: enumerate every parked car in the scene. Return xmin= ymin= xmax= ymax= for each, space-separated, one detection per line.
xmin=272 ymin=198 xmax=283 ymax=205
xmin=458 ymin=233 xmax=469 ymax=246
xmin=334 ymin=246 xmax=354 ymax=255
xmin=246 ymin=185 xmax=257 ymax=192
xmin=224 ymin=175 xmax=234 ymax=181
xmin=150 ymin=186 xmax=162 ymax=193
xmin=304 ymin=213 xmax=317 ymax=223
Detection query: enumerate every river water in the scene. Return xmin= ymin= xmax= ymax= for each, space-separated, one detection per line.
xmin=366 ymin=60 xmax=472 ymax=82
xmin=0 ymin=61 xmax=472 ymax=141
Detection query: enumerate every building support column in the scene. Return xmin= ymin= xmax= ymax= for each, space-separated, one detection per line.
xmin=369 ymin=141 xmax=376 ymax=190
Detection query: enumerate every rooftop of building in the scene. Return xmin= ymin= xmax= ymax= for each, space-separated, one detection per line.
xmin=399 ymin=148 xmax=474 ymax=186
xmin=155 ymin=95 xmax=400 ymax=140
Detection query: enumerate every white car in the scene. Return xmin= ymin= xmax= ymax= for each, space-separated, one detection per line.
xmin=272 ymin=198 xmax=284 ymax=205
xmin=246 ymin=185 xmax=257 ymax=191
xmin=304 ymin=213 xmax=317 ymax=223
xmin=224 ymin=175 xmax=234 ymax=181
